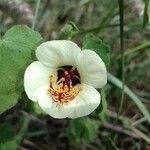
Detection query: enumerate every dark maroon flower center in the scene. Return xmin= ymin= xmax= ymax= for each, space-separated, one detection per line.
xmin=57 ymin=65 xmax=80 ymax=86
xmin=48 ymin=65 xmax=82 ymax=104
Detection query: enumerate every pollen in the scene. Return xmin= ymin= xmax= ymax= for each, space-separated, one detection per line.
xmin=48 ymin=66 xmax=82 ymax=104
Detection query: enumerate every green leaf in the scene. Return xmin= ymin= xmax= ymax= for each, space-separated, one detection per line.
xmin=82 ymin=34 xmax=110 ymax=66
xmin=59 ymin=21 xmax=79 ymax=40
xmin=95 ymin=88 xmax=107 ymax=114
xmin=69 ymin=117 xmax=98 ymax=145
xmin=0 ymin=122 xmax=17 ymax=150
xmin=0 ymin=25 xmax=43 ymax=114
xmin=143 ymin=0 xmax=150 ymax=28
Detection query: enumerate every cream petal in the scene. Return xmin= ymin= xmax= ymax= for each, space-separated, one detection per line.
xmin=37 ymin=86 xmax=72 ymax=119
xmin=67 ymin=84 xmax=100 ymax=118
xmin=36 ymin=40 xmax=81 ymax=67
xmin=76 ymin=50 xmax=107 ymax=89
xmin=24 ymin=61 xmax=54 ymax=102
xmin=37 ymin=84 xmax=100 ymax=119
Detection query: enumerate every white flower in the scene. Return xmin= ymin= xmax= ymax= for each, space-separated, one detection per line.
xmin=24 ymin=40 xmax=107 ymax=119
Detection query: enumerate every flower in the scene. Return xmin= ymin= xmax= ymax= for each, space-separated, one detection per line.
xmin=24 ymin=40 xmax=107 ymax=119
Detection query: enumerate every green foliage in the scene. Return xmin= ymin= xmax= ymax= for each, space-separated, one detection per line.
xmin=0 ymin=25 xmax=43 ymax=114
xmin=105 ymin=137 xmax=119 ymax=150
xmin=68 ymin=117 xmax=98 ymax=145
xmin=26 ymin=100 xmax=45 ymax=114
xmin=0 ymin=122 xmax=17 ymax=150
xmin=143 ymin=0 xmax=150 ymax=28
xmin=82 ymin=34 xmax=110 ymax=66
xmin=59 ymin=21 xmax=79 ymax=40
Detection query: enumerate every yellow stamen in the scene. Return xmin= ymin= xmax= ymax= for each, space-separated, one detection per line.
xmin=48 ymin=70 xmax=82 ymax=104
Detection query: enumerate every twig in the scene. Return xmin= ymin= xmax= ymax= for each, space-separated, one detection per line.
xmin=106 ymin=110 xmax=132 ymax=124
xmin=102 ymin=122 xmax=139 ymax=139
xmin=132 ymin=117 xmax=147 ymax=126
xmin=130 ymin=127 xmax=150 ymax=144
xmin=27 ymin=130 xmax=46 ymax=138
xmin=106 ymin=110 xmax=150 ymax=144
xmin=17 ymin=111 xmax=47 ymax=144
xmin=23 ymin=139 xmax=43 ymax=150
xmin=21 ymin=111 xmax=46 ymax=126
xmin=17 ymin=113 xmax=31 ymax=144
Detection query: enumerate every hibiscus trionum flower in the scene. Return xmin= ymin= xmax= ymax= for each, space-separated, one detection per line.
xmin=24 ymin=40 xmax=107 ymax=119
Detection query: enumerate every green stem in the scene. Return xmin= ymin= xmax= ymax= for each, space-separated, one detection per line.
xmin=130 ymin=126 xmax=150 ymax=144
xmin=106 ymin=110 xmax=150 ymax=144
xmin=108 ymin=73 xmax=150 ymax=124
xmin=117 ymin=0 xmax=125 ymax=118
xmin=79 ymin=1 xmax=117 ymax=34
xmin=32 ymin=0 xmax=41 ymax=30
xmin=143 ymin=0 xmax=150 ymax=28
xmin=132 ymin=117 xmax=146 ymax=126
xmin=117 ymin=42 xmax=150 ymax=59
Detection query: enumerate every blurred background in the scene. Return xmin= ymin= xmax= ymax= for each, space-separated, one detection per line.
xmin=0 ymin=0 xmax=150 ymax=150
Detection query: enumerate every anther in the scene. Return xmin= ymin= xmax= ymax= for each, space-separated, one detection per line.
xmin=48 ymin=66 xmax=82 ymax=104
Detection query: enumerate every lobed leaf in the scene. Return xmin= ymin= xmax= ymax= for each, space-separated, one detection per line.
xmin=0 ymin=25 xmax=43 ymax=114
xmin=82 ymin=34 xmax=110 ymax=66
xmin=69 ymin=117 xmax=98 ymax=144
xmin=59 ymin=21 xmax=79 ymax=40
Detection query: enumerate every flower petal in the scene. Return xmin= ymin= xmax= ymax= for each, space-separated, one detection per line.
xmin=37 ymin=84 xmax=100 ymax=119
xmin=76 ymin=50 xmax=107 ymax=89
xmin=36 ymin=40 xmax=81 ymax=67
xmin=24 ymin=61 xmax=54 ymax=102
xmin=67 ymin=84 xmax=100 ymax=118
xmin=37 ymin=86 xmax=72 ymax=118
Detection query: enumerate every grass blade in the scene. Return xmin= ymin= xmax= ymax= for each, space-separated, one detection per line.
xmin=107 ymin=72 xmax=150 ymax=124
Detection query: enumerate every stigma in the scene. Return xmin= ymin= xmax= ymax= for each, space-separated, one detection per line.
xmin=48 ymin=66 xmax=83 ymax=104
